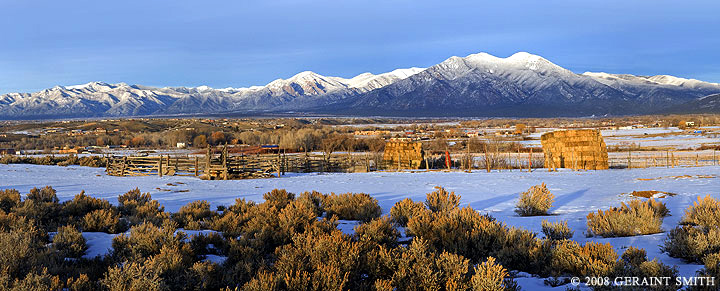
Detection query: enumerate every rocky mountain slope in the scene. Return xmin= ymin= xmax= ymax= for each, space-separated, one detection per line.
xmin=1 ymin=52 xmax=719 ymax=119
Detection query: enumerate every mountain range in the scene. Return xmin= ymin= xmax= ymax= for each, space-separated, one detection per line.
xmin=2 ymin=52 xmax=719 ymax=119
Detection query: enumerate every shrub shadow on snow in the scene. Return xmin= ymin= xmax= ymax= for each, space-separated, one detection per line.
xmin=552 ymin=188 xmax=589 ymax=209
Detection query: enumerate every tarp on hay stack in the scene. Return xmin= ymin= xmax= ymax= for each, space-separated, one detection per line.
xmin=540 ymin=129 xmax=609 ymax=170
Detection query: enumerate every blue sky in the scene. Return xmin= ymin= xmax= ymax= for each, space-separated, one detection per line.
xmin=1 ymin=0 xmax=718 ymax=94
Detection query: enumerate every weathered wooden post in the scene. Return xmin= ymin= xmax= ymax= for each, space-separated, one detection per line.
xmin=121 ymin=156 xmax=127 ymax=176
xmin=483 ymin=145 xmax=490 ymax=173
xmin=528 ymin=148 xmax=532 ymax=172
xmin=158 ymin=156 xmax=163 ymax=177
xmin=222 ymin=150 xmax=228 ymax=180
xmin=276 ymin=151 xmax=281 ymax=178
xmin=206 ymin=145 xmax=212 ymax=178
xmin=671 ymin=152 xmax=675 ymax=168
xmin=445 ymin=150 xmax=451 ymax=170
xmin=517 ymin=148 xmax=521 ymax=172
xmin=194 ymin=156 xmax=199 ymax=176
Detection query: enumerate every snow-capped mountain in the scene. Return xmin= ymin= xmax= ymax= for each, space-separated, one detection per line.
xmin=1 ymin=52 xmax=719 ymax=119
xmin=329 ymin=52 xmax=720 ymax=116
xmin=0 ymin=68 xmax=425 ymax=118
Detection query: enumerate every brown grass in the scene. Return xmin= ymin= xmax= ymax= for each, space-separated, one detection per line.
xmin=628 ymin=190 xmax=677 ymax=198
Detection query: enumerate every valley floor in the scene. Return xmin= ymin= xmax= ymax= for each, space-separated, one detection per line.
xmin=2 ymin=164 xmax=719 ymax=290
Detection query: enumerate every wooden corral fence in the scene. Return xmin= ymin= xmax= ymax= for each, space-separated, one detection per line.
xmin=608 ymin=150 xmax=720 ymax=169
xmin=106 ymin=146 xmax=378 ymax=179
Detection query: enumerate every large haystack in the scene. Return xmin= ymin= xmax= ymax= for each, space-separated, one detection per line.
xmin=383 ymin=141 xmax=424 ymax=169
xmin=541 ymin=129 xmax=608 ymax=170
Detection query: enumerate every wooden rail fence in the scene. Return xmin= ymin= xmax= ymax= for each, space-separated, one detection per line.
xmin=105 ymin=147 xmax=720 ymax=179
xmin=105 ymin=147 xmax=379 ymax=179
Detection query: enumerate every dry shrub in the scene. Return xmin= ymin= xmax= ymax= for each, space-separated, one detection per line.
xmin=613 ymin=247 xmax=678 ymax=291
xmin=26 ymin=186 xmax=59 ymax=203
xmin=587 ymin=199 xmax=665 ymax=237
xmin=323 ymin=192 xmax=381 ymax=222
xmin=0 ymin=213 xmax=48 ymax=278
xmin=117 ymin=188 xmax=152 ymax=213
xmin=102 ymin=261 xmax=165 ymax=291
xmin=188 ymin=232 xmax=226 ymax=257
xmin=471 ymin=257 xmax=509 ymax=291
xmin=541 ymin=220 xmax=574 ymax=240
xmin=407 ymin=206 xmax=507 ymax=262
xmin=236 ymin=204 xmax=287 ymax=253
xmin=15 ymin=186 xmax=61 ymax=230
xmin=700 ymin=253 xmax=720 ymax=285
xmin=53 ymin=225 xmax=87 ymax=258
xmin=373 ymin=238 xmax=477 ymax=290
xmin=263 ymin=189 xmax=295 ymax=210
xmin=83 ymin=209 xmax=126 ymax=233
xmin=118 ymin=189 xmax=169 ymax=226
xmin=546 ymin=240 xmax=618 ymax=277
xmin=172 ymin=200 xmax=217 ymax=230
xmin=187 ymin=261 xmax=223 ymax=291
xmin=425 ymin=187 xmax=460 ymax=213
xmin=494 ymin=227 xmax=542 ymax=274
xmin=210 ymin=199 xmax=255 ymax=238
xmin=278 ymin=199 xmax=319 ymax=236
xmin=515 ymin=183 xmax=554 ymax=216
xmin=112 ymin=221 xmax=186 ymax=263
xmin=664 ymin=195 xmax=720 ymax=264
xmin=66 ymin=273 xmax=96 ymax=291
xmin=353 ymin=216 xmax=401 ymax=248
xmin=663 ymin=226 xmax=720 ymax=263
xmin=626 ymin=198 xmax=669 ymax=217
xmin=681 ymin=195 xmax=720 ymax=228
xmin=297 ymin=191 xmax=325 ymax=217
xmin=62 ymin=191 xmax=112 ymax=220
xmin=274 ymin=231 xmax=358 ymax=290
xmin=242 ymin=270 xmax=278 ymax=291
xmin=0 ymin=189 xmax=20 ymax=212
xmin=389 ymin=198 xmax=426 ymax=227
xmin=8 ymin=268 xmax=62 ymax=291
xmin=144 ymin=245 xmax=197 ymax=290
xmin=214 ymin=197 xmax=333 ymax=255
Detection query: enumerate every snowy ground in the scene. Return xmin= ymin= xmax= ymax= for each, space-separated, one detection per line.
xmin=2 ymin=164 xmax=719 ymax=290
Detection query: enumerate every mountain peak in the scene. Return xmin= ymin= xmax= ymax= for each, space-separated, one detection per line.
xmin=583 ymin=72 xmax=720 ymax=89
xmin=4 ymin=51 xmax=720 ymax=119
xmin=290 ymin=71 xmax=324 ymax=80
xmin=647 ymin=75 xmax=719 ymax=88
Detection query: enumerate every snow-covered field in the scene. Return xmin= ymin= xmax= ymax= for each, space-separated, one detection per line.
xmin=2 ymin=164 xmax=719 ymax=290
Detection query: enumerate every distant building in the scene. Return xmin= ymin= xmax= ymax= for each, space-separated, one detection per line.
xmin=467 ymin=131 xmax=482 ymax=138
xmin=354 ymin=130 xmax=390 ymax=136
xmin=176 ymin=142 xmax=187 ymax=148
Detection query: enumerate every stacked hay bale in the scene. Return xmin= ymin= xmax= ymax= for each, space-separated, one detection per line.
xmin=540 ymin=129 xmax=609 ymax=170
xmin=382 ymin=141 xmax=424 ymax=169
